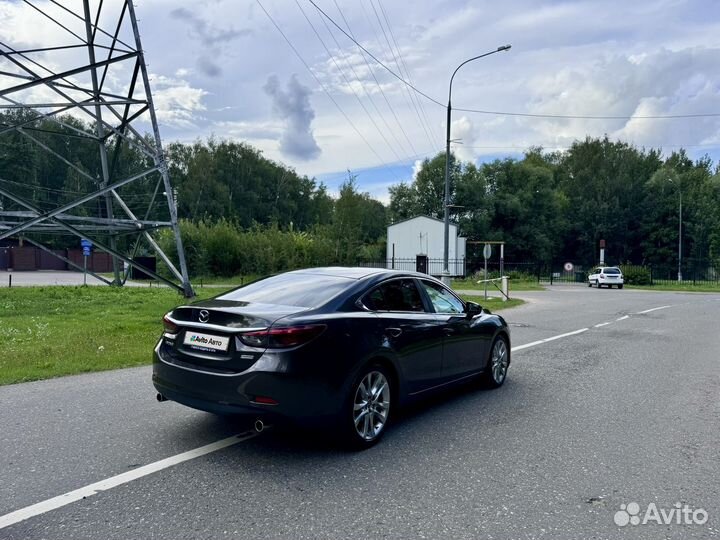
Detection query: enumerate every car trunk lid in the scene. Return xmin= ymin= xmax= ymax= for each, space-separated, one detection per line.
xmin=162 ymin=300 xmax=306 ymax=374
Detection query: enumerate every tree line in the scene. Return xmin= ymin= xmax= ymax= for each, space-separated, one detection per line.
xmin=0 ymin=111 xmax=387 ymax=275
xmin=391 ymin=139 xmax=720 ymax=268
xmin=2 ymin=109 xmax=719 ymax=276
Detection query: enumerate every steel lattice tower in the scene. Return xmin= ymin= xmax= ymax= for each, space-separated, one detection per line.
xmin=0 ymin=0 xmax=193 ymax=296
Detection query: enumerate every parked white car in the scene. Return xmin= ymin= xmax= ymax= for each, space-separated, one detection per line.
xmin=588 ymin=266 xmax=624 ymax=289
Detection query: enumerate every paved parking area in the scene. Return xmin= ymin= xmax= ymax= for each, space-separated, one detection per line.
xmin=1 ymin=270 xmax=149 ymax=287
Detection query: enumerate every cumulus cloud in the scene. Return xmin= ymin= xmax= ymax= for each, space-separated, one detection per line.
xmin=196 ymin=56 xmax=222 ymax=78
xmin=151 ymin=74 xmax=208 ymax=129
xmin=412 ymin=159 xmax=424 ymax=181
xmin=214 ymin=120 xmax=282 ymax=140
xmin=263 ymin=74 xmax=321 ymax=161
xmin=522 ymin=47 xmax=720 ymax=150
xmin=450 ymin=115 xmax=476 ymax=162
xmin=170 ymin=7 xmax=252 ymax=46
xmin=170 ymin=7 xmax=251 ymax=77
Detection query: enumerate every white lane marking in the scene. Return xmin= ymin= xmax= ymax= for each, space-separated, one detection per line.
xmin=512 ymin=328 xmax=589 ymax=352
xmin=0 ymin=432 xmax=256 ymax=530
xmin=594 ymin=322 xmax=612 ymax=328
xmin=636 ymin=305 xmax=672 ymax=314
xmin=513 ymin=304 xmax=674 ymax=351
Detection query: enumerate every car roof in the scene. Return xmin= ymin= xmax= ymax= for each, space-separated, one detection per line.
xmin=287 ymin=266 xmax=439 ymax=281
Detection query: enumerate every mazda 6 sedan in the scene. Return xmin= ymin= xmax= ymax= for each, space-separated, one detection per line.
xmin=153 ymin=267 xmax=511 ymax=448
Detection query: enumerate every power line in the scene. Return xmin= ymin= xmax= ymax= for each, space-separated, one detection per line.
xmin=373 ymin=0 xmax=438 ymax=149
xmin=307 ymin=0 xmax=444 ymax=107
xmin=452 ymin=108 xmax=720 ymax=120
xmin=366 ymin=0 xmax=435 ymax=149
xmin=294 ymin=0 xmax=405 ymax=165
xmin=318 ymin=147 xmax=443 ymax=185
xmin=377 ymin=0 xmax=441 ymax=149
xmin=326 ymin=0 xmax=413 ymax=158
xmin=332 ymin=0 xmax=418 ymax=157
xmin=304 ymin=1 xmax=720 ymax=122
xmin=255 ymin=0 xmax=402 ymax=182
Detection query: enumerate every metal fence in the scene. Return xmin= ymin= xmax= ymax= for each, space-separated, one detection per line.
xmin=621 ymin=261 xmax=720 ymax=286
xmin=357 ymin=258 xmax=467 ymax=277
xmin=357 ymin=258 xmax=720 ymax=285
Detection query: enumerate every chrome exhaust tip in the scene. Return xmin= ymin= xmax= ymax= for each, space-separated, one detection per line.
xmin=156 ymin=393 xmax=168 ymax=402
xmin=254 ymin=419 xmax=265 ymax=433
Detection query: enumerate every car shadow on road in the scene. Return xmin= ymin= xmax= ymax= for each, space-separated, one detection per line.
xmin=209 ymin=375 xmax=525 ymax=459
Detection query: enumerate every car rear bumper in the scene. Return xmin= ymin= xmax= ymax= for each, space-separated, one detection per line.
xmin=152 ymin=342 xmax=343 ymax=425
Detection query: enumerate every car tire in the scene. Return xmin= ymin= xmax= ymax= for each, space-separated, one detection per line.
xmin=342 ymin=363 xmax=392 ymax=450
xmin=596 ymin=280 xmax=601 ymax=288
xmin=481 ymin=335 xmax=510 ymax=389
xmin=618 ymin=284 xmax=624 ymax=289
xmin=588 ymin=281 xmax=592 ymax=287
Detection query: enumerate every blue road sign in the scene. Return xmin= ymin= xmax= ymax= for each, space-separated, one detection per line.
xmin=81 ymin=238 xmax=92 ymax=257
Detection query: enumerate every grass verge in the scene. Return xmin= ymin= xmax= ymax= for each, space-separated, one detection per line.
xmin=1 ymin=286 xmax=525 ymax=386
xmin=452 ymin=278 xmax=544 ymax=292
xmin=626 ymin=283 xmax=720 ymax=293
xmin=0 ymin=287 xmax=222 ymax=386
xmin=459 ymin=296 xmax=525 ymax=311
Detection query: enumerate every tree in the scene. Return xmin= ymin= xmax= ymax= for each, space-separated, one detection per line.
xmin=327 ymin=175 xmax=387 ymax=263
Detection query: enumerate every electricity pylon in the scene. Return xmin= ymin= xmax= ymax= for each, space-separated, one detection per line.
xmin=0 ymin=0 xmax=193 ymax=296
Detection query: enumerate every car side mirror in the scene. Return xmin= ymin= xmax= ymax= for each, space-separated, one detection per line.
xmin=465 ymin=301 xmax=483 ymax=318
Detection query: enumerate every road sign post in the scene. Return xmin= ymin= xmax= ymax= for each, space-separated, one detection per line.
xmin=483 ymin=243 xmax=492 ymax=300
xmin=81 ymin=239 xmax=92 ymax=286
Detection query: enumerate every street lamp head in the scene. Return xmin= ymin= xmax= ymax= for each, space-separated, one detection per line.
xmin=498 ymin=44 xmax=512 ymax=51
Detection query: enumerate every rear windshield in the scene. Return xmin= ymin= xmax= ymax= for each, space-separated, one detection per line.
xmin=603 ymin=267 xmax=621 ymax=274
xmin=217 ymin=273 xmax=353 ymax=308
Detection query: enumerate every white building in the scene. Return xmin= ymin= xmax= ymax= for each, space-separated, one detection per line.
xmin=386 ymin=215 xmax=466 ymax=276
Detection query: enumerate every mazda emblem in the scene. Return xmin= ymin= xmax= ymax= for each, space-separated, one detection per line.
xmin=198 ymin=310 xmax=210 ymax=323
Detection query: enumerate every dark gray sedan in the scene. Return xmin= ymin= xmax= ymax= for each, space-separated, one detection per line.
xmin=153 ymin=268 xmax=510 ymax=448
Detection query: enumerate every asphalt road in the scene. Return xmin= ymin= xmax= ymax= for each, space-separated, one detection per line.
xmin=1 ymin=286 xmax=718 ymax=539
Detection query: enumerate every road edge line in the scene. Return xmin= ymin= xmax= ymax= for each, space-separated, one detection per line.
xmin=0 ymin=432 xmax=257 ymax=530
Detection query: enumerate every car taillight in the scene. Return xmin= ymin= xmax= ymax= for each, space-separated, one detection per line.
xmin=163 ymin=315 xmax=178 ymax=334
xmin=240 ymin=324 xmax=326 ymax=349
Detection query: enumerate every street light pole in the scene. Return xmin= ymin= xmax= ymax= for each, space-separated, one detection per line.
xmin=669 ymin=175 xmax=683 ymax=283
xmin=678 ymin=188 xmax=683 ymax=282
xmin=441 ymin=45 xmax=511 ymax=286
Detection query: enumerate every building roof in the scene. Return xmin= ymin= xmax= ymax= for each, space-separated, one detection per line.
xmin=388 ymin=215 xmax=459 ymax=229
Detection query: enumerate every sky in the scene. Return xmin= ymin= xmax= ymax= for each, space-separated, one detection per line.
xmin=2 ymin=0 xmax=720 ymax=202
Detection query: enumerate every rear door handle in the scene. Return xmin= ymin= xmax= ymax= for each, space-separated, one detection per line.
xmin=443 ymin=328 xmax=455 ymax=336
xmin=385 ymin=327 xmax=402 ymax=338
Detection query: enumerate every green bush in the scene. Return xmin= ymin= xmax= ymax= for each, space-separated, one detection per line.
xmin=155 ymin=220 xmax=342 ymax=277
xmin=620 ymin=265 xmax=652 ymax=285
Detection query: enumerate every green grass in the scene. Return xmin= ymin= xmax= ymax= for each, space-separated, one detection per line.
xmin=459 ymin=296 xmax=525 ymax=311
xmin=189 ymin=274 xmax=262 ymax=287
xmin=451 ymin=278 xmax=544 ymax=292
xmin=0 ymin=287 xmax=223 ymax=386
xmin=0 ymin=285 xmax=525 ymax=387
xmin=100 ymin=273 xmax=260 ymax=288
xmin=627 ymin=283 xmax=720 ymax=293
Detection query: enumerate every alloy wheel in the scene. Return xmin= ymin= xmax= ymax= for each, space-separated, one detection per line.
xmin=353 ymin=371 xmax=390 ymax=441
xmin=491 ymin=338 xmax=509 ymax=385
